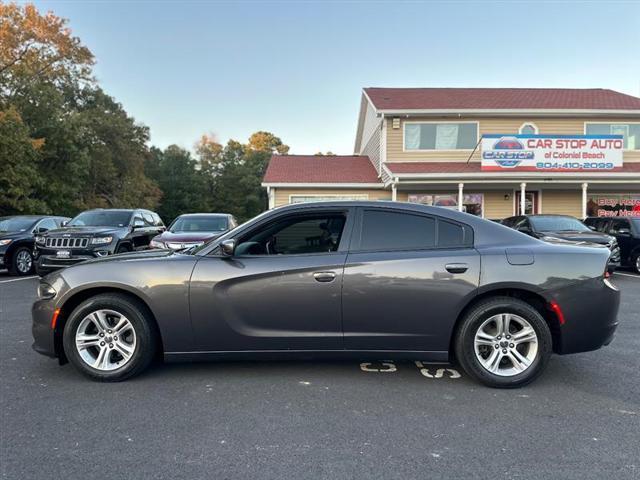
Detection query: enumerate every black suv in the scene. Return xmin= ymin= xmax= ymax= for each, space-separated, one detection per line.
xmin=584 ymin=216 xmax=640 ymax=274
xmin=0 ymin=216 xmax=70 ymax=275
xmin=35 ymin=209 xmax=165 ymax=276
xmin=502 ymin=214 xmax=621 ymax=270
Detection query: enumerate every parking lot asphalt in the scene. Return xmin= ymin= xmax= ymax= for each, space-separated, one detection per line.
xmin=1 ymin=270 xmax=639 ymax=480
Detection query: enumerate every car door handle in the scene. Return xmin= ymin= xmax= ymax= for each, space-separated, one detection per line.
xmin=445 ymin=263 xmax=468 ymax=274
xmin=313 ymin=271 xmax=336 ymax=282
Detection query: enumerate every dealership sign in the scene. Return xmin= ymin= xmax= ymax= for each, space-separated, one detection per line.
xmin=481 ymin=134 xmax=623 ymax=171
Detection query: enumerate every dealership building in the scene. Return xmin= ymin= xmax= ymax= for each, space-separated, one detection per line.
xmin=263 ymin=88 xmax=640 ymax=219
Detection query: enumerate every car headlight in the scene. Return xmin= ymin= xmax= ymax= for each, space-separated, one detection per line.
xmin=38 ymin=282 xmax=57 ymax=299
xmin=0 ymin=239 xmax=12 ymax=246
xmin=35 ymin=236 xmax=45 ymax=245
xmin=91 ymin=236 xmax=113 ymax=245
xmin=150 ymin=240 xmax=165 ymax=249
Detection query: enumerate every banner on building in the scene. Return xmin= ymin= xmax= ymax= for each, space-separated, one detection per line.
xmin=481 ymin=134 xmax=624 ymax=171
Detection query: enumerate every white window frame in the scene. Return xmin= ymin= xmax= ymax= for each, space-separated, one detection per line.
xmin=289 ymin=193 xmax=370 ymax=204
xmin=518 ymin=122 xmax=539 ymax=134
xmin=402 ymin=121 xmax=480 ymax=152
xmin=584 ymin=122 xmax=640 ymax=151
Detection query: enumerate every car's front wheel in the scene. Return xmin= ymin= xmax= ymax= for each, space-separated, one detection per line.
xmin=63 ymin=293 xmax=157 ymax=381
xmin=454 ymin=297 xmax=552 ymax=388
xmin=10 ymin=246 xmax=34 ymax=276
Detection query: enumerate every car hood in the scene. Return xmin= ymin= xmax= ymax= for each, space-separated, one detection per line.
xmin=154 ymin=231 xmax=224 ymax=243
xmin=0 ymin=231 xmax=26 ymax=240
xmin=44 ymin=226 xmax=126 ymax=237
xmin=539 ymin=231 xmax=613 ymax=245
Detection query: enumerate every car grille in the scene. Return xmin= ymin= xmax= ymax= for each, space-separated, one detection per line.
xmin=45 ymin=237 xmax=89 ymax=248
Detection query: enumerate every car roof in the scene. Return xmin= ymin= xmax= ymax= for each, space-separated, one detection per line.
xmin=177 ymin=213 xmax=231 ymax=217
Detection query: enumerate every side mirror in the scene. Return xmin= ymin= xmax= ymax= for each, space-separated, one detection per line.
xmin=220 ymin=239 xmax=236 ymax=256
xmin=61 ymin=221 xmax=68 ymax=227
xmin=616 ymin=228 xmax=631 ymax=235
xmin=36 ymin=227 xmax=48 ymax=234
xmin=133 ymin=220 xmax=145 ymax=229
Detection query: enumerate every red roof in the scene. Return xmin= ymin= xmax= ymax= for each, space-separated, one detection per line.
xmin=264 ymin=155 xmax=381 ymax=184
xmin=386 ymin=162 xmax=640 ymax=174
xmin=364 ymin=88 xmax=640 ymax=111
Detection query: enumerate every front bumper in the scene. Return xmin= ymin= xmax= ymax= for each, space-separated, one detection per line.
xmin=552 ymin=276 xmax=620 ymax=355
xmin=32 ymin=297 xmax=58 ymax=358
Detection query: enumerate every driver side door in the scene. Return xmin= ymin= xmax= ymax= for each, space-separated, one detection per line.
xmin=189 ymin=207 xmax=354 ymax=352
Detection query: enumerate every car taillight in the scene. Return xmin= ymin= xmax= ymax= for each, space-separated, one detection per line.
xmin=604 ymin=270 xmax=611 ymax=279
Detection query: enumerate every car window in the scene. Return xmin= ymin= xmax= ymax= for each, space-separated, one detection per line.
xmin=236 ymin=213 xmax=347 ymax=256
xmin=36 ymin=218 xmax=58 ymax=232
xmin=610 ymin=219 xmax=630 ymax=234
xmin=438 ymin=220 xmax=466 ymax=247
xmin=514 ymin=218 xmax=530 ymax=231
xmin=142 ymin=213 xmax=155 ymax=226
xmin=502 ymin=217 xmax=515 ymax=228
xmin=152 ymin=213 xmax=164 ymax=227
xmin=132 ymin=214 xmax=145 ymax=227
xmin=360 ymin=210 xmax=436 ymax=250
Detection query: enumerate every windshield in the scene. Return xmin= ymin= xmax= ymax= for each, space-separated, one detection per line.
xmin=630 ymin=218 xmax=640 ymax=230
xmin=0 ymin=217 xmax=37 ymax=232
xmin=170 ymin=216 xmax=228 ymax=233
xmin=530 ymin=216 xmax=590 ymax=232
xmin=68 ymin=211 xmax=132 ymax=227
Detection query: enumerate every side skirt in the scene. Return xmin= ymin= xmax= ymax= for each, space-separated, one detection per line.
xmin=163 ymin=350 xmax=449 ymax=363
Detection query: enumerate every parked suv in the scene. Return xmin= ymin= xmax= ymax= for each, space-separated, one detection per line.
xmin=584 ymin=216 xmax=640 ymax=273
xmin=35 ymin=209 xmax=165 ymax=275
xmin=0 ymin=216 xmax=70 ymax=275
xmin=502 ymin=214 xmax=620 ymax=270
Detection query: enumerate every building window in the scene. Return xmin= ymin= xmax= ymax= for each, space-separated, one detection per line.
xmin=404 ymin=122 xmax=478 ymax=151
xmin=289 ymin=194 xmax=369 ymax=204
xmin=585 ymin=123 xmax=640 ymax=150
xmin=519 ymin=123 xmax=538 ymax=135
xmin=407 ymin=193 xmax=484 ymax=217
xmin=586 ymin=194 xmax=640 ymax=217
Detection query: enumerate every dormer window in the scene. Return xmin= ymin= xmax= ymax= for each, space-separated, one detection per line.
xmin=519 ymin=123 xmax=539 ymax=135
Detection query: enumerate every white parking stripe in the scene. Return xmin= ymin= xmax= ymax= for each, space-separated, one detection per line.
xmin=614 ymin=272 xmax=640 ymax=279
xmin=0 ymin=276 xmax=38 ymax=283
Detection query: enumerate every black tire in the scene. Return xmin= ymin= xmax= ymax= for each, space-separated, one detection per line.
xmin=62 ymin=293 xmax=157 ymax=382
xmin=116 ymin=244 xmax=130 ymax=254
xmin=9 ymin=246 xmax=34 ymax=276
xmin=632 ymin=252 xmax=640 ymax=275
xmin=454 ymin=296 xmax=552 ymax=388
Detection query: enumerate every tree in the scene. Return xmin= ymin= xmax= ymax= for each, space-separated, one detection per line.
xmin=0 ymin=107 xmax=47 ymax=214
xmin=0 ymin=2 xmax=94 ymax=102
xmin=145 ymin=145 xmax=209 ymax=224
xmin=248 ymin=131 xmax=289 ymax=155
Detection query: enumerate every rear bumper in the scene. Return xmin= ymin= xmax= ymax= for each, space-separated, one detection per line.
xmin=551 ymin=276 xmax=620 ymax=355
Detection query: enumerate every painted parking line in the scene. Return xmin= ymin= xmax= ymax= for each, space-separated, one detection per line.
xmin=614 ymin=272 xmax=640 ymax=279
xmin=0 ymin=275 xmax=38 ymax=284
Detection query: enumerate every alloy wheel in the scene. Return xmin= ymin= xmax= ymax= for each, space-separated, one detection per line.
xmin=16 ymin=250 xmax=32 ymax=274
xmin=75 ymin=309 xmax=137 ymax=371
xmin=474 ymin=313 xmax=538 ymax=377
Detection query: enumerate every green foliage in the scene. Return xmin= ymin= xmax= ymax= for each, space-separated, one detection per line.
xmin=145 ymin=145 xmax=209 ymax=225
xmin=0 ymin=107 xmax=47 ymax=214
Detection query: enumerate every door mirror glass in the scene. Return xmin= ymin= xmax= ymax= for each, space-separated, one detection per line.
xmin=36 ymin=227 xmax=48 ymax=233
xmin=221 ymin=239 xmax=236 ymax=256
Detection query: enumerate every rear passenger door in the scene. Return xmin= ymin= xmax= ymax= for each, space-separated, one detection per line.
xmin=341 ymin=207 xmax=480 ymax=353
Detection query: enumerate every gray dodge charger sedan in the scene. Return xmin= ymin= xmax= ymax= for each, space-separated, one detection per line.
xmin=32 ymin=202 xmax=620 ymax=387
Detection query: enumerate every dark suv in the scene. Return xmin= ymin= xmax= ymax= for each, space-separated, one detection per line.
xmin=35 ymin=209 xmax=165 ymax=275
xmin=502 ymin=214 xmax=620 ymax=270
xmin=584 ymin=216 xmax=640 ymax=274
xmin=0 ymin=216 xmax=70 ymax=275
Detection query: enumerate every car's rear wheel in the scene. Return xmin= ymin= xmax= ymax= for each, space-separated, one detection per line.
xmin=632 ymin=252 xmax=640 ymax=274
xmin=10 ymin=247 xmax=34 ymax=276
xmin=63 ymin=293 xmax=157 ymax=381
xmin=454 ymin=297 xmax=552 ymax=388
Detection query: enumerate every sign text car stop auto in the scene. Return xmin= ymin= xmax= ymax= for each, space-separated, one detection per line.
xmin=481 ymin=134 xmax=624 ymax=171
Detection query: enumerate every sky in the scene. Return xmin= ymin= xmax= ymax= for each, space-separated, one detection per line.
xmin=29 ymin=0 xmax=640 ymax=155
